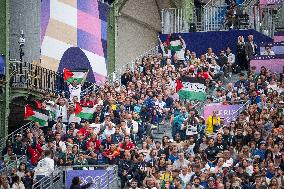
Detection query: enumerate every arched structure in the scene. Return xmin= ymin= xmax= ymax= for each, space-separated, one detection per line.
xmin=58 ymin=47 xmax=95 ymax=83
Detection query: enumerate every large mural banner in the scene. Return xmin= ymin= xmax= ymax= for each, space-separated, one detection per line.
xmin=41 ymin=0 xmax=109 ymax=83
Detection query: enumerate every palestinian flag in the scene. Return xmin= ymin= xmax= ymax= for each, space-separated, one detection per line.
xmin=46 ymin=104 xmax=56 ymax=120
xmin=74 ymin=102 xmax=95 ymax=120
xmin=24 ymin=105 xmax=49 ymax=126
xmin=63 ymin=68 xmax=88 ymax=83
xmin=169 ymin=35 xmax=182 ymax=52
xmin=176 ymin=77 xmax=206 ymax=101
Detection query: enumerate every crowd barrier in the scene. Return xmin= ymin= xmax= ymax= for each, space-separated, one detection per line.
xmin=32 ymin=167 xmax=64 ymax=189
xmin=0 ymin=122 xmax=33 ymax=158
xmin=64 ymin=165 xmax=118 ymax=189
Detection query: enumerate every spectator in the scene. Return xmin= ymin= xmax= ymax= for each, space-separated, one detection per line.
xmin=205 ymin=110 xmax=221 ymax=135
xmin=245 ymin=35 xmax=258 ymax=65
xmin=11 ymin=175 xmax=25 ymax=189
xmin=33 ymin=150 xmax=54 ymax=181
xmin=261 ymin=45 xmax=275 ymax=56
xmin=3 ymin=34 xmax=284 ymax=189
xmin=70 ymin=176 xmax=92 ymax=189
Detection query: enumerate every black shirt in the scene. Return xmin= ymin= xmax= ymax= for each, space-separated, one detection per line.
xmin=215 ymin=141 xmax=228 ymax=151
xmin=205 ymin=146 xmax=218 ymax=162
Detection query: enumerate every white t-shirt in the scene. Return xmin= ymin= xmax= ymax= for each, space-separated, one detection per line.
xmin=34 ymin=157 xmax=54 ymax=177
xmin=90 ymin=123 xmax=101 ymax=134
xmin=103 ymin=127 xmax=115 ymax=139
xmin=176 ymin=46 xmax=186 ymax=61
xmin=179 ymin=173 xmax=192 ymax=185
xmin=69 ymin=84 xmax=82 ymax=101
xmin=56 ymin=104 xmax=68 ymax=123
xmin=52 ymin=123 xmax=67 ymax=133
xmin=227 ymin=53 xmax=235 ymax=64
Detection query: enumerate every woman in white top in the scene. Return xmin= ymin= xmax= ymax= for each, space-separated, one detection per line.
xmin=11 ymin=176 xmax=25 ymax=189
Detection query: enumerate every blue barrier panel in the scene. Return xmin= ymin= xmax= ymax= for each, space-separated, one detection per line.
xmin=66 ymin=169 xmax=115 ymax=189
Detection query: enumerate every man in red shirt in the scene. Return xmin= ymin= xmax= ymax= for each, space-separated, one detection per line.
xmin=78 ymin=121 xmax=90 ymax=137
xmin=119 ymin=135 xmax=135 ymax=151
xmin=102 ymin=143 xmax=120 ymax=164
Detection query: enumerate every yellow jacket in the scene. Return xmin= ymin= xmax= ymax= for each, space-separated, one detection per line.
xmin=205 ymin=115 xmax=220 ymax=134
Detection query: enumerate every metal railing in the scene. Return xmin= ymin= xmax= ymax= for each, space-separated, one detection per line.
xmin=204 ymin=5 xmax=228 ymax=31
xmin=256 ymin=4 xmax=284 ymax=37
xmin=10 ymin=61 xmax=66 ymax=95
xmin=161 ymin=5 xmax=230 ymax=33
xmin=0 ymin=155 xmax=27 ymax=175
xmin=108 ymin=45 xmax=160 ymax=83
xmin=161 ymin=1 xmax=283 ymax=35
xmin=32 ymin=167 xmax=64 ymax=189
xmin=0 ymin=122 xmax=33 ymax=154
xmin=205 ymin=0 xmax=227 ymax=7
xmin=161 ymin=8 xmax=199 ymax=33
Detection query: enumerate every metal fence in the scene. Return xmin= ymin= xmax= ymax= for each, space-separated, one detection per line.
xmin=10 ymin=61 xmax=65 ymax=95
xmin=204 ymin=5 xmax=228 ymax=31
xmin=161 ymin=0 xmax=283 ymax=35
xmin=0 ymin=122 xmax=33 ymax=154
xmin=256 ymin=4 xmax=284 ymax=37
xmin=108 ymin=45 xmax=160 ymax=83
xmin=161 ymin=6 xmax=231 ymax=33
xmin=30 ymin=165 xmax=118 ymax=189
xmin=32 ymin=167 xmax=64 ymax=189
xmin=0 ymin=155 xmax=27 ymax=175
xmin=161 ymin=8 xmax=199 ymax=34
xmin=9 ymin=61 xmax=94 ymax=95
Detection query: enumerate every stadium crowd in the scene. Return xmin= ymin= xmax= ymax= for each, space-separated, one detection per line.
xmin=0 ymin=34 xmax=284 ymax=189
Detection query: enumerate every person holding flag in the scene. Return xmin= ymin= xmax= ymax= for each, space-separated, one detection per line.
xmin=63 ymin=68 xmax=88 ymax=102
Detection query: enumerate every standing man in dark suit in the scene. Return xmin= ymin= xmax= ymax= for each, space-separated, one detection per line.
xmin=245 ymin=35 xmax=257 ymax=71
